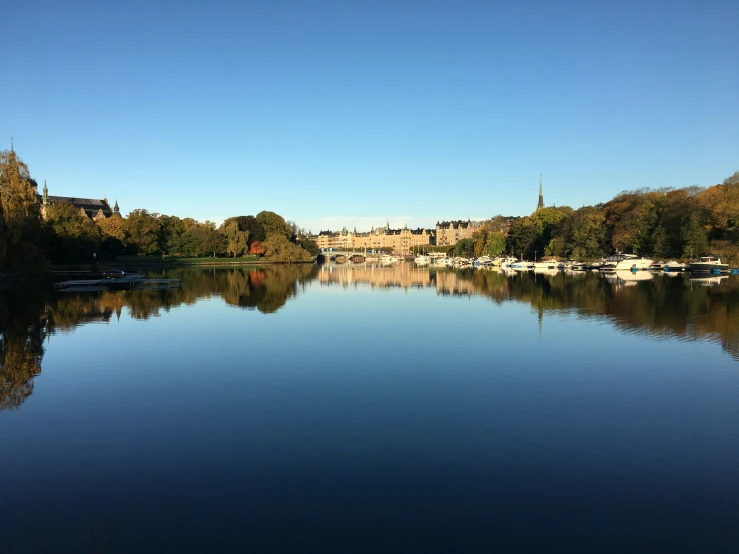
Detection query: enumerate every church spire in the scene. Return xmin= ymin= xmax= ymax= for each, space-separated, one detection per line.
xmin=42 ymin=180 xmax=49 ymax=206
xmin=537 ymin=175 xmax=544 ymax=210
xmin=113 ymin=198 xmax=120 ymax=215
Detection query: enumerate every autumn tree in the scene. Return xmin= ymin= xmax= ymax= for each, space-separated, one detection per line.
xmin=249 ymin=240 xmax=266 ymax=256
xmin=97 ymin=215 xmax=129 ymax=256
xmin=698 ymin=171 xmax=739 ymax=238
xmin=603 ymin=190 xmax=660 ymax=255
xmin=0 ymin=150 xmax=45 ymax=272
xmin=45 ymin=202 xmax=102 ymax=262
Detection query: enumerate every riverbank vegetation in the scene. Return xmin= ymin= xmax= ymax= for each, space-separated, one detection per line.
xmin=0 ymin=149 xmax=319 ymax=274
xmin=499 ymin=172 xmax=739 ymax=263
xmin=2 ymin=148 xmax=737 ymax=272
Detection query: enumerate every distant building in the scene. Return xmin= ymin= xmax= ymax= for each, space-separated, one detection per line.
xmin=40 ymin=180 xmax=120 ymax=221
xmin=314 ymin=223 xmax=433 ymax=254
xmin=434 ymin=220 xmax=482 ymax=246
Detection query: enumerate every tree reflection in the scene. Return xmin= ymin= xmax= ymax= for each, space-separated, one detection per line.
xmin=0 ymin=288 xmax=49 ymax=412
xmin=320 ymin=264 xmax=739 ymax=361
xmin=4 ymin=264 xmax=738 ymax=414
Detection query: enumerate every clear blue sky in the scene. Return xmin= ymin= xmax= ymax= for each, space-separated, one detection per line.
xmin=4 ymin=0 xmax=737 ymax=232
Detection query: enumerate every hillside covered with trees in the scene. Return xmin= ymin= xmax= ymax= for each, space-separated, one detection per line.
xmin=0 ymin=149 xmax=319 ymax=273
xmin=458 ymin=171 xmax=739 ymax=263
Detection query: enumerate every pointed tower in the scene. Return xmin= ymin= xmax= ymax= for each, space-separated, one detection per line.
xmin=113 ymin=199 xmax=120 ymax=216
xmin=42 ymin=180 xmax=49 ymax=206
xmin=537 ymin=175 xmax=544 ymax=210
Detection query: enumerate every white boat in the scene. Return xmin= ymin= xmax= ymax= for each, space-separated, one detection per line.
xmin=601 ymin=253 xmax=653 ymax=271
xmin=663 ymin=260 xmax=686 ymax=272
xmin=533 ymin=260 xmax=563 ymax=270
xmin=414 ymin=255 xmax=430 ymax=265
xmin=499 ymin=257 xmax=518 ymax=269
xmin=687 ymin=255 xmax=729 ymax=273
xmin=511 ymin=260 xmax=533 ymax=271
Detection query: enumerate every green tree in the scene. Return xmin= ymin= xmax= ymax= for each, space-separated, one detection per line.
xmin=237 ymin=215 xmax=266 ymax=244
xmin=126 ymin=209 xmax=162 ymax=256
xmin=297 ymin=235 xmax=320 ymax=257
xmin=559 ymin=207 xmax=606 ymax=260
xmin=484 ymin=231 xmax=506 ymax=256
xmin=256 ymin=211 xmax=291 ymax=239
xmin=191 ymin=221 xmax=226 ymax=257
xmin=682 ymin=211 xmax=708 ymax=258
xmin=221 ymin=219 xmax=249 ymax=257
xmin=506 ymin=218 xmax=539 ymax=259
xmin=262 ymin=234 xmax=312 ymax=262
xmin=454 ymin=238 xmax=475 ymax=258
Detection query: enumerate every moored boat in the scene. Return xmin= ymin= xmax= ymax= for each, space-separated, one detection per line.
xmin=601 ymin=253 xmax=653 ymax=272
xmin=687 ymin=255 xmax=729 ymax=273
xmin=511 ymin=260 xmax=533 ymax=271
xmin=663 ymin=260 xmax=686 ymax=272
xmin=533 ymin=259 xmax=563 ymax=270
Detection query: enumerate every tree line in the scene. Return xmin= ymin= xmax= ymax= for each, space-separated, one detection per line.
xmin=453 ymin=172 xmax=739 ymax=263
xmin=0 ymin=149 xmax=319 ymax=272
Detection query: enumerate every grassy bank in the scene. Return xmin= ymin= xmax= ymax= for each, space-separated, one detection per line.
xmin=115 ymin=255 xmax=265 ymax=266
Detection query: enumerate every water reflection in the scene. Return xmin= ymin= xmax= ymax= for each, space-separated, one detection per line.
xmin=3 ymin=264 xmax=738 ymax=414
xmin=0 ymin=288 xmax=49 ymax=412
xmin=0 ymin=265 xmax=318 ymax=414
xmin=321 ymin=264 xmax=739 ymax=360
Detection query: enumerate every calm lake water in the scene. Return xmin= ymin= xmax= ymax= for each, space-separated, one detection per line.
xmin=2 ymin=264 xmax=739 ymax=553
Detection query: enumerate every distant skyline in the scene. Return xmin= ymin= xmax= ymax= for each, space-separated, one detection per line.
xmin=4 ymin=0 xmax=738 ymax=232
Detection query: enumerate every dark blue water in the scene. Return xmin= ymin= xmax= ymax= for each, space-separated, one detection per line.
xmin=1 ymin=266 xmax=738 ymax=553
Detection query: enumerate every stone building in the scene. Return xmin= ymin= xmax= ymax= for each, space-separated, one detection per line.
xmin=314 ymin=223 xmax=433 ymax=255
xmin=354 ymin=224 xmax=432 ymax=254
xmin=434 ymin=220 xmax=482 ymax=246
xmin=315 ymin=227 xmax=354 ymax=250
xmin=40 ymin=181 xmax=120 ymax=221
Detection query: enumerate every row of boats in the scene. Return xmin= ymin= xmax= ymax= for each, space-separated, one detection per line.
xmin=402 ymin=253 xmax=733 ymax=273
